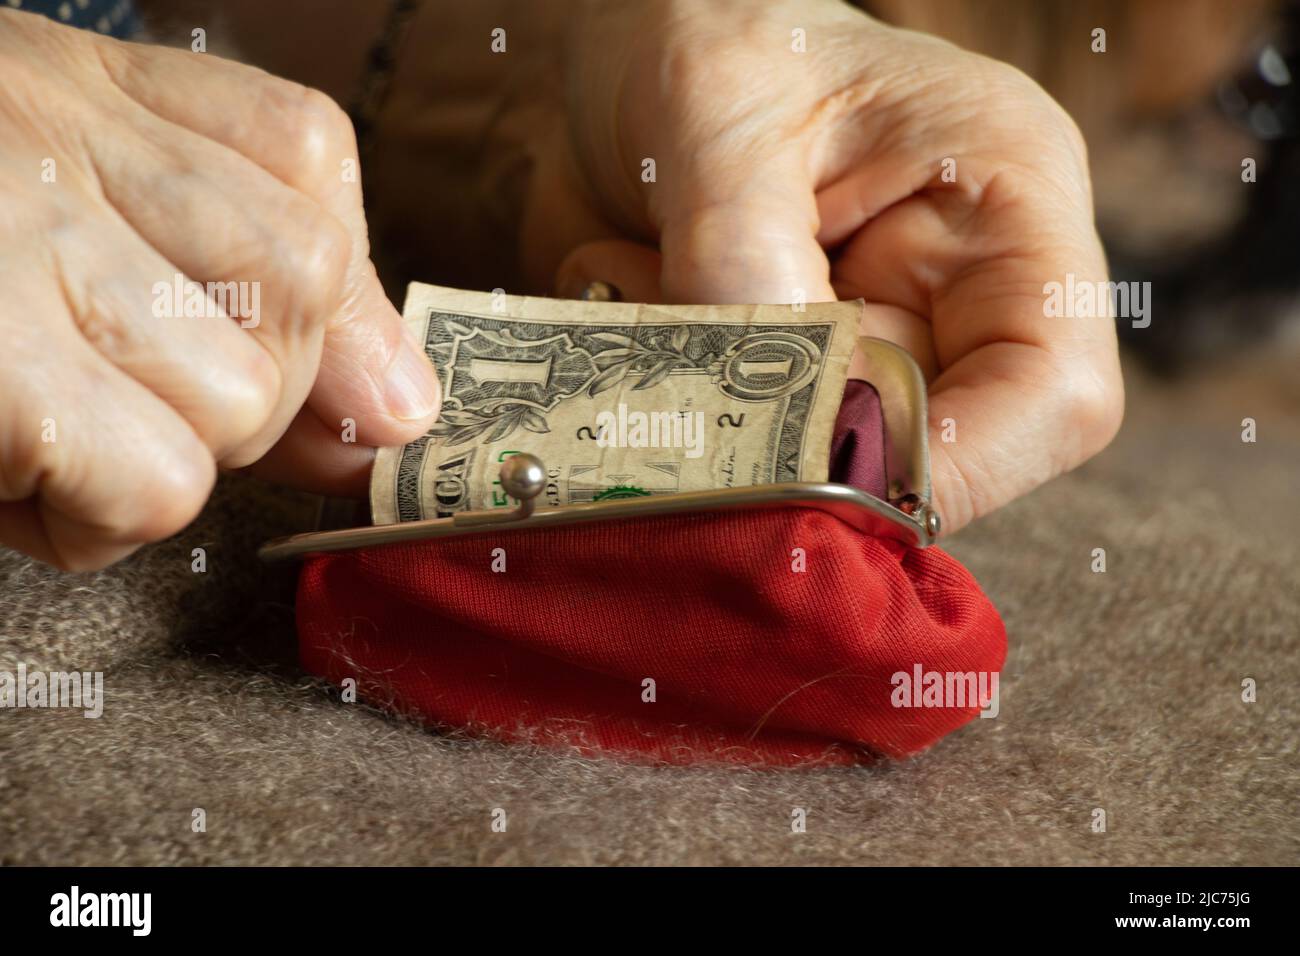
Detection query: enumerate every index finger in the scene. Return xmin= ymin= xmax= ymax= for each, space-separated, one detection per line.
xmin=99 ymin=39 xmax=441 ymax=448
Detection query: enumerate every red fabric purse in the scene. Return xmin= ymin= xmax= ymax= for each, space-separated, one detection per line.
xmin=296 ymin=508 xmax=1004 ymax=767
xmin=287 ymin=370 xmax=1006 ymax=768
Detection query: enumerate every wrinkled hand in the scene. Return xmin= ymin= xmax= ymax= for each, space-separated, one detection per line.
xmin=0 ymin=10 xmax=440 ymax=570
xmin=532 ymin=0 xmax=1123 ymax=533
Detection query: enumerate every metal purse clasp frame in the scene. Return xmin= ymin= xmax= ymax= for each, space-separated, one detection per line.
xmin=258 ymin=337 xmax=938 ymax=562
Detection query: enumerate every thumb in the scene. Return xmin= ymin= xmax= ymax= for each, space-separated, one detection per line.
xmin=307 ymin=260 xmax=442 ymax=448
xmin=654 ymin=152 xmax=835 ymax=305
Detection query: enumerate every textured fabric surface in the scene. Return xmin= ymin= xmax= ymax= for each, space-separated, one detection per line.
xmin=297 ymin=508 xmax=1005 ymax=766
xmin=1 ymin=350 xmax=1297 ymax=865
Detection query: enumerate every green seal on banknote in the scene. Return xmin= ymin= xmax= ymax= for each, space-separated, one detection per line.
xmin=593 ymin=485 xmax=651 ymax=501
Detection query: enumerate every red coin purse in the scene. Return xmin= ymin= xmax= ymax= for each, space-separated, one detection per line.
xmin=267 ymin=341 xmax=1006 ymax=768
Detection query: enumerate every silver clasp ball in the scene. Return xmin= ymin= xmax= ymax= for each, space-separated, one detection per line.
xmin=498 ymin=453 xmax=547 ymax=518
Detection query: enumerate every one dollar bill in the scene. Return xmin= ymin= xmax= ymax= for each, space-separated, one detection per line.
xmin=370 ymin=284 xmax=862 ymax=524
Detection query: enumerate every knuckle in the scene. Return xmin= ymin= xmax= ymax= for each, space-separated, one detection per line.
xmin=1062 ymin=361 xmax=1125 ymax=456
xmin=1036 ymin=93 xmax=1090 ymax=171
xmin=278 ymin=83 xmax=357 ymax=187
xmin=1089 ymin=387 xmax=1125 ymax=452
xmin=98 ymin=444 xmax=216 ymax=544
xmin=976 ymin=54 xmax=1044 ymax=99
xmin=989 ymin=60 xmax=1089 ymax=168
xmin=298 ymin=210 xmax=352 ymax=284
xmin=271 ymin=207 xmax=351 ymax=329
xmin=215 ymin=347 xmax=283 ymax=454
xmin=132 ymin=452 xmax=217 ymax=542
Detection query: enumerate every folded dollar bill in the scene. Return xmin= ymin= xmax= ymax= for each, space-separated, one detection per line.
xmin=370 ymin=284 xmax=862 ymax=524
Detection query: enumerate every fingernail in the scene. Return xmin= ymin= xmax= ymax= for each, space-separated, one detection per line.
xmin=557 ymin=273 xmax=622 ymax=302
xmin=384 ymin=340 xmax=439 ymax=422
xmin=556 ymin=271 xmax=590 ymax=301
xmin=580 ymin=280 xmax=622 ymax=302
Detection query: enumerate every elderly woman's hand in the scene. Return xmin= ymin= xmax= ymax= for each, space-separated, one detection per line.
xmin=0 ymin=9 xmax=440 ymax=570
xmin=535 ymin=0 xmax=1124 ymax=533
